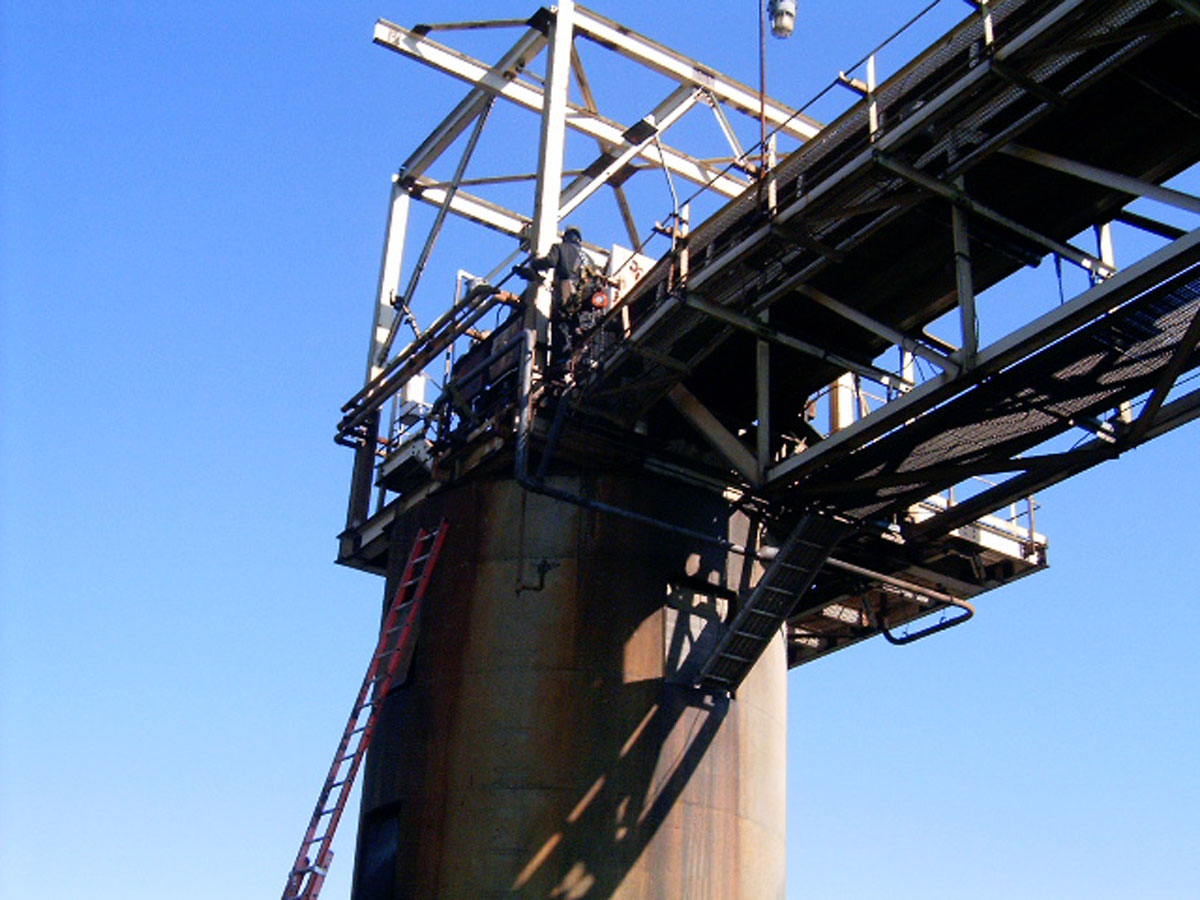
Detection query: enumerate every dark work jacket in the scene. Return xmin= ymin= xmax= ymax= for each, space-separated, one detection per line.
xmin=537 ymin=240 xmax=588 ymax=285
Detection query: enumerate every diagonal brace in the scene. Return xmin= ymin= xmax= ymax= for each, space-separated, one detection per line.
xmin=875 ymin=153 xmax=1116 ymax=279
xmin=667 ymin=383 xmax=761 ymax=485
xmin=1123 ymin=303 xmax=1200 ymax=446
xmin=559 ymin=85 xmax=701 ymax=220
xmin=375 ymin=19 xmax=750 ymax=198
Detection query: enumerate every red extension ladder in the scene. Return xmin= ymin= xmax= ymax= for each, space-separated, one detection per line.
xmin=281 ymin=519 xmax=449 ymax=900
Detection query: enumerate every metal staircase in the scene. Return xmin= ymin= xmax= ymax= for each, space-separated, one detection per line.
xmin=696 ymin=514 xmax=849 ymax=692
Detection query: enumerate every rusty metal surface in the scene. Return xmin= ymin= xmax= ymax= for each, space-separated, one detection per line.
xmin=352 ymin=476 xmax=786 ymax=899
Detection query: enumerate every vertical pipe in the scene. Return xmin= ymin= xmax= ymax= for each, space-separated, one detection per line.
xmin=766 ymin=135 xmax=778 ymax=214
xmin=757 ymin=309 xmax=771 ymax=480
xmin=758 ymin=0 xmax=767 ymax=210
xmin=867 ymin=54 xmax=879 ymax=141
xmin=345 ymin=411 xmax=380 ymax=535
xmin=980 ymin=0 xmax=995 ymax=47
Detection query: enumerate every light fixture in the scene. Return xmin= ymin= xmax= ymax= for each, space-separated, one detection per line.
xmin=768 ymin=0 xmax=796 ymax=39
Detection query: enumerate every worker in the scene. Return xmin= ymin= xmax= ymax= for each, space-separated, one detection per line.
xmin=516 ymin=225 xmax=589 ymax=378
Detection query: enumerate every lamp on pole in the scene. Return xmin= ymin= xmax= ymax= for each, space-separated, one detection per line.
xmin=759 ymin=0 xmax=796 ymax=205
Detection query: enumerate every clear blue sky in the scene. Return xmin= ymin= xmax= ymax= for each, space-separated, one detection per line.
xmin=2 ymin=2 xmax=1197 ymax=899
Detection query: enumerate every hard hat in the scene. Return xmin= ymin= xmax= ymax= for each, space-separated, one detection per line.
xmin=562 ymin=225 xmax=582 ymax=242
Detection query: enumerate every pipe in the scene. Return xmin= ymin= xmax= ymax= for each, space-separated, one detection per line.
xmin=339 ymin=291 xmax=506 ymax=439
xmin=432 ymin=334 xmax=523 ymax=408
xmin=833 ymin=556 xmax=976 ymax=646
xmin=820 ymin=556 xmax=959 ymax=605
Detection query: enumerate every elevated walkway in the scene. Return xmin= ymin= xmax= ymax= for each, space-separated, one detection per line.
xmin=338 ymin=0 xmax=1200 ymax=680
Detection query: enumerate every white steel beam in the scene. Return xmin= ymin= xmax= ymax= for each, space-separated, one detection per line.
xmin=1001 ymin=144 xmax=1200 ymax=215
xmin=667 ymin=384 xmax=761 ymax=486
xmin=531 ymin=0 xmax=573 ymax=259
xmin=558 ymin=86 xmax=701 ymax=220
xmin=876 ymin=154 xmax=1117 ymax=279
xmin=794 ymin=284 xmax=960 ymax=375
xmin=374 ymin=19 xmax=750 ymax=198
xmin=367 ymin=180 xmax=411 ymax=383
xmin=409 ymin=175 xmax=531 ymax=238
xmin=399 ymin=27 xmax=548 ymax=181
xmin=572 ymin=5 xmax=822 ymax=142
xmin=703 ymin=92 xmax=749 ymax=167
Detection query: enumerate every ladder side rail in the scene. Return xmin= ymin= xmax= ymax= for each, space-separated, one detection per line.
xmin=304 ymin=614 xmax=415 ymax=897
xmin=282 ymin=521 xmax=449 ymax=900
xmin=283 ymin=537 xmax=429 ymax=900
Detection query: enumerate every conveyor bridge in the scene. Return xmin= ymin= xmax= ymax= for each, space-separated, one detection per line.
xmin=337 ymin=0 xmax=1200 ymax=682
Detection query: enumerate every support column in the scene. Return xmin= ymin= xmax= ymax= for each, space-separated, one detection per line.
xmin=352 ymin=476 xmax=788 ymax=899
xmin=951 ymin=177 xmax=978 ymax=368
xmin=528 ymin=0 xmax=575 ymax=329
xmin=757 ymin=309 xmax=771 ymax=479
xmin=368 ymin=180 xmax=412 ymax=381
xmin=1097 ymin=222 xmax=1133 ymax=424
xmin=517 ymin=0 xmax=574 ymax=476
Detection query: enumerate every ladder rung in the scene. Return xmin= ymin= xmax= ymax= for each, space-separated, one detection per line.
xmin=776 ymin=563 xmax=817 ymax=575
xmin=283 ymin=520 xmax=446 ymax=900
xmin=760 ymin=585 xmax=792 ymax=595
xmin=719 ymin=651 xmax=751 ymax=663
xmin=733 ymin=628 xmax=771 ymax=638
xmin=745 ymin=607 xmax=776 ymax=616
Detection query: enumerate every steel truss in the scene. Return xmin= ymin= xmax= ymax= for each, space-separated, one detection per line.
xmin=340 ymin=0 xmax=1200 ymax=677
xmin=343 ymin=1 xmax=825 ymax=473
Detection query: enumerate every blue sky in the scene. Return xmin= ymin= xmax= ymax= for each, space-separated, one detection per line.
xmin=2 ymin=2 xmax=1197 ymax=899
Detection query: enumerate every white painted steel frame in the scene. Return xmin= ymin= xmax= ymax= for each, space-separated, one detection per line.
xmin=570 ymin=5 xmax=822 ymax=142
xmin=367 ymin=182 xmax=411 ymax=383
xmin=364 ymin=3 xmax=824 ymax=389
xmin=1001 ymin=144 xmax=1200 ymax=215
xmin=373 ymin=19 xmax=751 ymax=199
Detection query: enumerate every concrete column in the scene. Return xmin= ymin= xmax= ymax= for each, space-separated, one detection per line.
xmin=352 ymin=475 xmax=787 ymax=899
